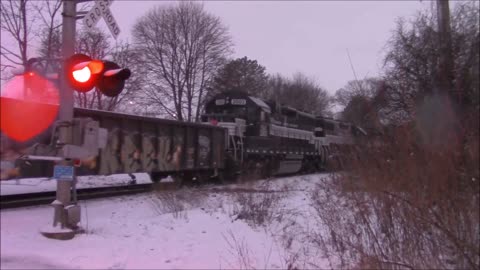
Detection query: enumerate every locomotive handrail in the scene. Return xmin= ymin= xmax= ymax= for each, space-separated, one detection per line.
xmin=20 ymin=155 xmax=65 ymax=161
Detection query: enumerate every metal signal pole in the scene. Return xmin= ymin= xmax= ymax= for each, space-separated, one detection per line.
xmin=61 ymin=1 xmax=76 ymax=119
xmin=40 ymin=0 xmax=121 ymax=239
xmin=42 ymin=0 xmax=79 ymax=240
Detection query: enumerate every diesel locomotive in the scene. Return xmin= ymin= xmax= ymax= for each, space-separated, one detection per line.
xmin=0 ymin=91 xmax=360 ymax=183
xmin=202 ymin=91 xmax=360 ymax=178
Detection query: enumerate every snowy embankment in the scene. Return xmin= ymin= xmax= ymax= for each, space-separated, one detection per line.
xmin=0 ymin=173 xmax=152 ymax=196
xmin=1 ymin=174 xmax=337 ymax=269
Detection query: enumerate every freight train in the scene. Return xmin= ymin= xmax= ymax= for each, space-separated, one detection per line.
xmin=0 ymin=91 xmax=362 ymax=183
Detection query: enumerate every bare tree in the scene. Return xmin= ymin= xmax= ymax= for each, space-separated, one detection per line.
xmin=334 ymin=78 xmax=382 ymax=107
xmin=33 ymin=0 xmax=93 ymax=66
xmin=383 ymin=14 xmax=440 ymax=123
xmin=0 ymin=0 xmax=37 ymax=78
xmin=133 ymin=1 xmax=233 ymax=121
xmin=1 ymin=0 xmax=68 ymax=78
xmin=383 ymin=1 xmax=479 ymax=123
xmin=265 ymin=73 xmax=332 ymax=116
xmin=34 ymin=0 xmax=62 ymax=72
xmin=334 ymin=78 xmax=387 ymax=131
xmin=207 ymin=56 xmax=269 ymax=99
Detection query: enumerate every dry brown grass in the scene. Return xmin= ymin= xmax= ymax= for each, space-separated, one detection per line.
xmin=150 ymin=187 xmax=210 ymax=219
xmin=311 ymin=121 xmax=479 ymax=269
xmin=222 ymin=229 xmax=255 ymax=269
xmin=230 ymin=181 xmax=287 ymax=228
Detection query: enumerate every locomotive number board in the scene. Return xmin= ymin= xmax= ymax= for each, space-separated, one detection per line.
xmin=231 ymin=99 xmax=247 ymax=105
xmin=215 ymin=98 xmax=247 ymax=105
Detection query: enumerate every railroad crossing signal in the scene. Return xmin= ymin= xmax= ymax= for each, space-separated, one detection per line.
xmin=83 ymin=0 xmax=120 ymax=39
xmin=65 ymin=53 xmax=131 ymax=97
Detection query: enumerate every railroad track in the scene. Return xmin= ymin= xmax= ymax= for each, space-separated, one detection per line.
xmin=0 ymin=183 xmax=153 ymax=209
xmin=0 ymin=172 xmax=324 ymax=209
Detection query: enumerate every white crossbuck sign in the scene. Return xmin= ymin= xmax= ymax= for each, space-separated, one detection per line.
xmin=83 ymin=0 xmax=121 ymax=39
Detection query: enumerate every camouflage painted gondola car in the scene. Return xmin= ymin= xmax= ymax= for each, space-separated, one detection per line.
xmin=2 ymin=108 xmax=226 ymax=183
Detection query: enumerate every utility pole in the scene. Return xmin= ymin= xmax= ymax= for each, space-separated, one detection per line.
xmin=436 ymin=0 xmax=454 ymax=99
xmin=434 ymin=0 xmax=462 ymax=145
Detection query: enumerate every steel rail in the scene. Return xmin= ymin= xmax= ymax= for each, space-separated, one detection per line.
xmin=1 ymin=183 xmax=152 ymax=209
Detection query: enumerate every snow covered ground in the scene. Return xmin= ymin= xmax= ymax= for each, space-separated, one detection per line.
xmin=1 ymin=174 xmax=336 ymax=269
xmin=0 ymin=173 xmax=152 ymax=196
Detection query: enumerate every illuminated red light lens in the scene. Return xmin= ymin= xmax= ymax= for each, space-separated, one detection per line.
xmin=0 ymin=75 xmax=59 ymax=142
xmin=72 ymin=66 xmax=92 ymax=83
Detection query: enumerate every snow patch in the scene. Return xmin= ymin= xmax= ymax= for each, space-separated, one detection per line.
xmin=1 ymin=173 xmax=335 ymax=269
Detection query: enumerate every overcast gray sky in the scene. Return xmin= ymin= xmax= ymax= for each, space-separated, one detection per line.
xmin=1 ymin=1 xmax=431 ymax=93
xmin=102 ymin=1 xmax=430 ymax=94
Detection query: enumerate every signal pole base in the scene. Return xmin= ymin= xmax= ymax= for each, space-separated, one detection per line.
xmin=40 ymin=225 xmax=85 ymax=240
xmin=40 ymin=199 xmax=82 ymax=240
xmin=40 ymin=226 xmax=75 ymax=240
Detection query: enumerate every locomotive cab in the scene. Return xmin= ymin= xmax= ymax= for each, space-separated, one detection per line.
xmin=201 ymin=92 xmax=273 ymax=165
xmin=201 ymin=92 xmax=271 ymax=137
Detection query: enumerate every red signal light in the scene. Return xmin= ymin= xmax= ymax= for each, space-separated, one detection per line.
xmin=72 ymin=66 xmax=92 ymax=83
xmin=65 ymin=54 xmax=104 ymax=93
xmin=0 ymin=75 xmax=59 ymax=142
xmin=71 ymin=60 xmax=104 ymax=84
xmin=65 ymin=54 xmax=130 ymax=97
